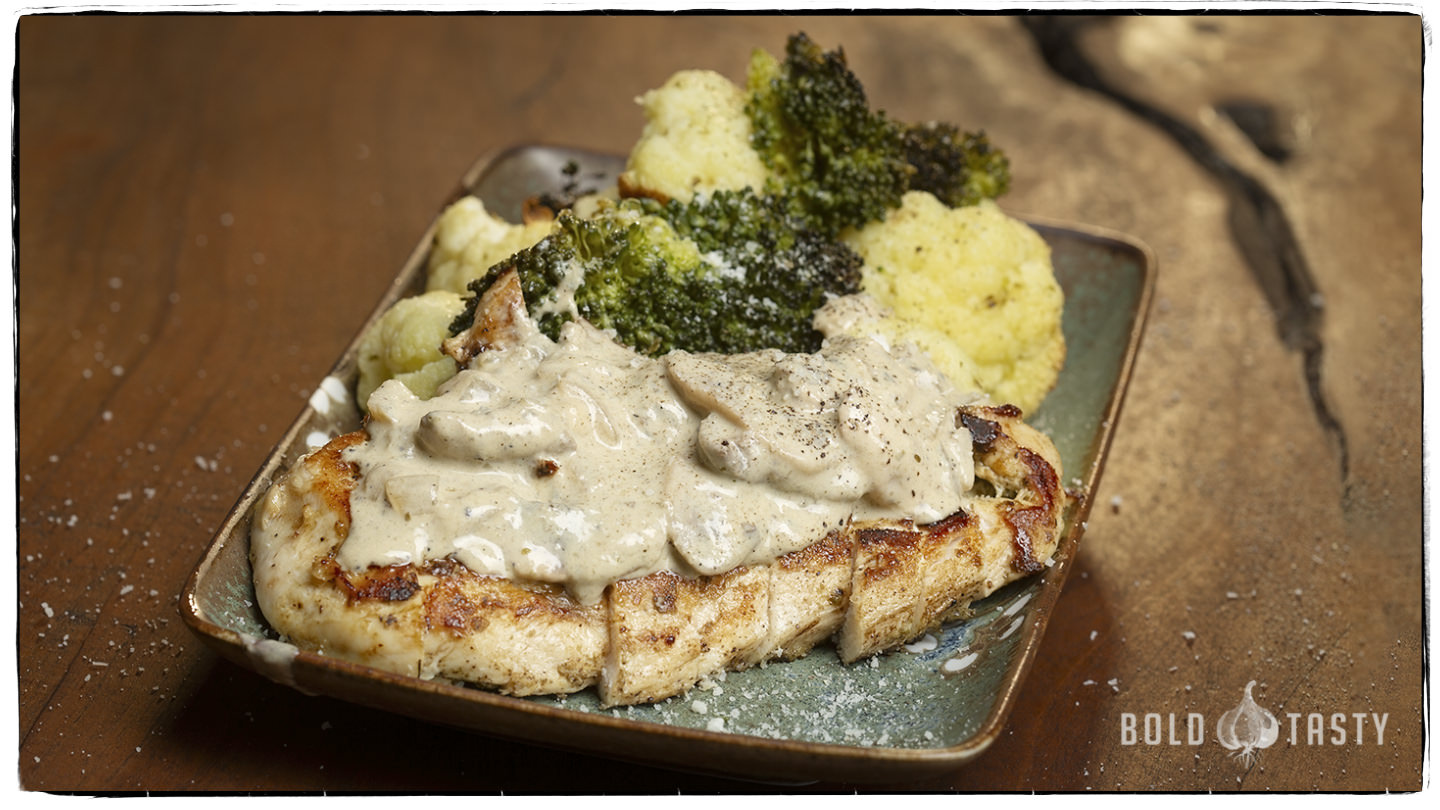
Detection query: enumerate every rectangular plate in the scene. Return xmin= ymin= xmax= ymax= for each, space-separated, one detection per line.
xmin=181 ymin=145 xmax=1155 ymax=784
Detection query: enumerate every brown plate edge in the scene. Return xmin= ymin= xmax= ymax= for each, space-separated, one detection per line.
xmin=929 ymin=213 xmax=1160 ymax=771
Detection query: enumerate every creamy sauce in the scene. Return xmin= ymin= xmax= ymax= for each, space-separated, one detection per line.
xmin=340 ymin=295 xmax=979 ymax=604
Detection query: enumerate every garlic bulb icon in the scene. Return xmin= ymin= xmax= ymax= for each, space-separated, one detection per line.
xmin=1216 ymin=680 xmax=1279 ymax=765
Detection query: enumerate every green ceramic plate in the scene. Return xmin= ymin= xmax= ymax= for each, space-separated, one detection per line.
xmin=181 ymin=145 xmax=1155 ymax=784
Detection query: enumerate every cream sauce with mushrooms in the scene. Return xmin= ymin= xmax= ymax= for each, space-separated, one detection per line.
xmin=339 ymin=295 xmax=979 ymax=604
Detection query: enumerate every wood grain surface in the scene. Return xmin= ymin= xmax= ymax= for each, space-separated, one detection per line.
xmin=13 ymin=13 xmax=1424 ymax=792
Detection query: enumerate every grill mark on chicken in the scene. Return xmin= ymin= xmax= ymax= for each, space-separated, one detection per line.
xmin=1000 ymin=447 xmax=1060 ymax=574
xmin=308 ymin=430 xmax=363 ymax=529
xmin=423 ymin=566 xmax=593 ymax=635
xmin=854 ymin=526 xmax=923 ymax=586
xmin=340 ymin=564 xmax=422 ymax=603
xmin=959 ymin=406 xmax=1019 ymax=453
xmin=922 ymin=508 xmax=974 ymax=534
xmin=315 ymin=551 xmax=421 ymax=604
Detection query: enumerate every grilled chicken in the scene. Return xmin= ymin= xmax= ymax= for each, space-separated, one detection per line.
xmin=251 ymin=400 xmax=1064 ymax=706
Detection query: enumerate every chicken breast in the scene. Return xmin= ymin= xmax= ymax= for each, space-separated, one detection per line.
xmin=251 ymin=399 xmax=1064 ymax=706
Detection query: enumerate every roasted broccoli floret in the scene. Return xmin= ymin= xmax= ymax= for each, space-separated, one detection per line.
xmin=451 ymin=202 xmax=704 ymax=356
xmin=644 ymin=189 xmax=863 ymax=352
xmin=451 ymin=191 xmax=863 ymax=356
xmin=902 ymin=122 xmax=1011 ymax=208
xmin=745 ymin=33 xmax=912 ymax=236
xmin=743 ymin=33 xmax=1011 ymax=233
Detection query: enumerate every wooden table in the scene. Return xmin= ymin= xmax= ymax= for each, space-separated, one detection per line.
xmin=15 ymin=13 xmax=1423 ymax=792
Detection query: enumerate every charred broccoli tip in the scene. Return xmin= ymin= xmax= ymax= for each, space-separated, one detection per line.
xmin=744 ymin=32 xmax=1011 ymax=233
xmin=902 ymin=122 xmax=1011 ymax=208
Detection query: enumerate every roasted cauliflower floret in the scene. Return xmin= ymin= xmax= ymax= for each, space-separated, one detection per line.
xmin=426 ymin=196 xmax=554 ymax=295
xmin=844 ymin=192 xmax=1065 ymax=414
xmin=356 ymin=289 xmax=466 ymax=408
xmin=619 ymin=69 xmax=771 ymax=203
